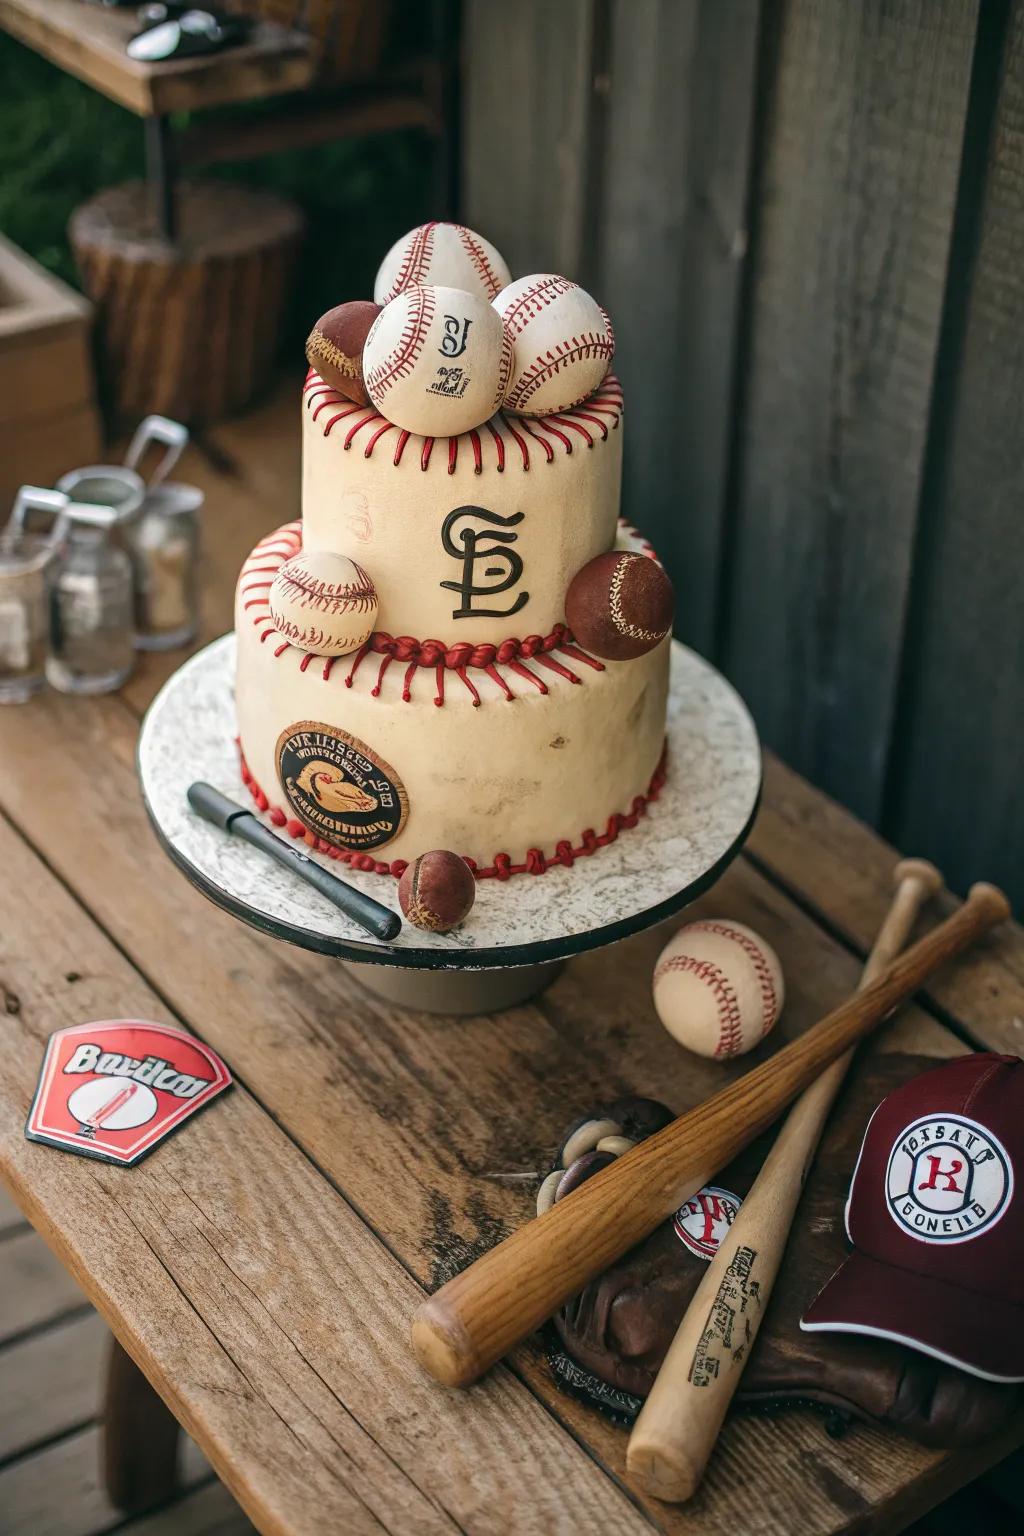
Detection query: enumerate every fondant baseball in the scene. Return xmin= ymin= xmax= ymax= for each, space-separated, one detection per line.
xmin=374 ymin=221 xmax=511 ymax=306
xmin=305 ymin=300 xmax=381 ymax=405
xmin=495 ymin=274 xmax=615 ymax=416
xmin=269 ymin=550 xmax=378 ymax=657
xmin=565 ymin=551 xmax=674 ymax=661
xmin=363 ymin=284 xmax=512 ymax=438
xmin=652 ymin=920 xmax=785 ymax=1059
xmin=398 ymin=849 xmax=476 ymax=933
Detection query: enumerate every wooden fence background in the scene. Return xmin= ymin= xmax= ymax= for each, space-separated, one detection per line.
xmin=462 ymin=0 xmax=1024 ymax=910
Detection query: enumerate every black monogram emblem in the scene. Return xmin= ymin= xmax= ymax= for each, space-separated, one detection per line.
xmin=439 ymin=314 xmax=472 ymax=358
xmin=440 ymin=506 xmax=529 ymax=620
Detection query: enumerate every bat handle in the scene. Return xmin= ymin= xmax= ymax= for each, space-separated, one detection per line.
xmin=625 ymin=858 xmax=943 ymax=1502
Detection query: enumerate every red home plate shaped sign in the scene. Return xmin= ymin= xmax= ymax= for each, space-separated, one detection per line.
xmin=26 ymin=1020 xmax=232 ymax=1166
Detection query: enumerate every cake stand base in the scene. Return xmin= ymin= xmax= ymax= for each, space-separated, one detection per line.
xmin=343 ymin=958 xmax=563 ymax=1015
xmin=138 ymin=634 xmax=762 ymax=1016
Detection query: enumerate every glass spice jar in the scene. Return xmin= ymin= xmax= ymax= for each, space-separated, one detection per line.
xmin=0 ymin=487 xmax=69 ymax=704
xmin=47 ymin=501 xmax=136 ymax=696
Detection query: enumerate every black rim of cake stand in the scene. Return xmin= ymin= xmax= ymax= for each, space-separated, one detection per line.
xmin=140 ymin=758 xmax=763 ymax=972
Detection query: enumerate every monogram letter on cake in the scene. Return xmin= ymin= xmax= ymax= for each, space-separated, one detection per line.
xmin=440 ymin=506 xmax=529 ymax=620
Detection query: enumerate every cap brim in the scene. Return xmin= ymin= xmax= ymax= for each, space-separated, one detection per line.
xmin=801 ymin=1250 xmax=1024 ymax=1383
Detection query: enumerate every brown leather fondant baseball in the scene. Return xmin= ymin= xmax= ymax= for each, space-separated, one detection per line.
xmin=305 ymin=300 xmax=382 ymax=405
xmin=565 ymin=550 xmax=674 ymax=661
xmin=398 ymin=849 xmax=476 ymax=933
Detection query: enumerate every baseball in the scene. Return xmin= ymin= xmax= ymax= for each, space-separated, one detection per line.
xmin=398 ymin=849 xmax=476 ymax=933
xmin=652 ymin=919 xmax=785 ymax=1059
xmin=305 ymin=300 xmax=381 ymax=404
xmin=269 ymin=550 xmax=378 ymax=657
xmin=363 ymin=284 xmax=512 ymax=438
xmin=494 ymin=274 xmax=615 ymax=417
xmin=565 ymin=550 xmax=674 ymax=661
xmin=374 ymin=221 xmax=511 ymax=306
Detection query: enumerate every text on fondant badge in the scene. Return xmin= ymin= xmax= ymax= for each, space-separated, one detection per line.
xmin=277 ymin=722 xmax=409 ymax=853
xmin=440 ymin=505 xmax=529 ymax=620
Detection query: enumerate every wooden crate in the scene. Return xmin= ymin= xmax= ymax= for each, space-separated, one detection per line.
xmin=0 ymin=236 xmax=102 ymax=513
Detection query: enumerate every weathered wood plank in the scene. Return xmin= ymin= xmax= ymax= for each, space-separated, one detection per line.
xmin=462 ymin=0 xmax=596 ymax=275
xmin=593 ymin=0 xmax=761 ymax=654
xmin=117 ymin=1476 xmax=255 ymax=1536
xmin=0 ymin=1180 xmax=26 ymax=1236
xmin=721 ymin=0 xmax=978 ymax=823
xmin=0 ymin=814 xmax=653 ymax=1536
xmin=1 ymin=691 xmax=1018 ymax=1533
xmin=0 ymin=1311 xmax=107 ymax=1462
xmin=0 ymin=1423 xmax=207 ymax=1536
xmin=750 ymin=754 xmax=1024 ymax=1058
xmin=0 ymin=1227 xmax=87 ymax=1345
xmin=885 ymin=2 xmax=1024 ymax=911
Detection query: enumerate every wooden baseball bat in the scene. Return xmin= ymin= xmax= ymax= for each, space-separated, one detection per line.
xmin=411 ymin=881 xmax=1008 ymax=1388
xmin=626 ymin=858 xmax=943 ymax=1502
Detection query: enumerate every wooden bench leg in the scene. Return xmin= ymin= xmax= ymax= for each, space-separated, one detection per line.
xmin=102 ymin=1335 xmax=180 ymax=1512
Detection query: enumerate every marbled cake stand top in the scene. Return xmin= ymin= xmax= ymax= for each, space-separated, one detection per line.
xmin=138 ymin=635 xmax=761 ymax=969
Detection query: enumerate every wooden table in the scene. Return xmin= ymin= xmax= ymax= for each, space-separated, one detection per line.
xmin=1 ymin=380 xmax=1023 ymax=1535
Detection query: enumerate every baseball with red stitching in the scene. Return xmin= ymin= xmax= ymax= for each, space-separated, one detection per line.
xmin=363 ymin=284 xmax=513 ymax=438
xmin=269 ymin=550 xmax=378 ymax=657
xmin=494 ymin=273 xmax=615 ymax=417
xmin=305 ymin=300 xmax=382 ymax=406
xmin=565 ymin=550 xmax=674 ymax=661
xmin=373 ymin=221 xmax=512 ymax=306
xmin=652 ymin=919 xmax=785 ymax=1059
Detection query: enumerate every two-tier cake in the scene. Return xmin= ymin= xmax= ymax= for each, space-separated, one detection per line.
xmin=233 ymin=223 xmax=673 ymax=895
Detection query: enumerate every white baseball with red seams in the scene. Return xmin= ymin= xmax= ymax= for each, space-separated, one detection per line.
xmin=269 ymin=550 xmax=378 ymax=658
xmin=363 ymin=284 xmax=513 ymax=438
xmin=374 ymin=221 xmax=512 ymax=306
xmin=495 ymin=274 xmax=615 ymax=417
xmin=652 ymin=919 xmax=785 ymax=1059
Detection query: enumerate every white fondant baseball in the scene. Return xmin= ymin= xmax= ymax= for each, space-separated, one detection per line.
xmin=363 ymin=284 xmax=512 ymax=438
xmin=374 ymin=221 xmax=512 ymax=306
xmin=495 ymin=274 xmax=615 ymax=417
xmin=269 ymin=550 xmax=378 ymax=657
xmin=652 ymin=919 xmax=784 ymax=1060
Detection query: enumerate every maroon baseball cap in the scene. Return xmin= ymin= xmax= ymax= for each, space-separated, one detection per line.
xmin=801 ymin=1053 xmax=1023 ymax=1382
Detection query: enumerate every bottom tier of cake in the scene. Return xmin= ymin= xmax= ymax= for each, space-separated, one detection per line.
xmin=234 ymin=524 xmax=670 ymax=876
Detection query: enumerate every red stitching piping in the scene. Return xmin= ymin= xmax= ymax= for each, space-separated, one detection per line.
xmin=304 ymin=369 xmax=622 ymax=469
xmin=364 ymin=285 xmax=436 ymax=395
xmin=236 ymin=742 xmax=667 ymax=882
xmin=499 ymin=276 xmax=578 ymax=337
xmin=381 ymin=220 xmax=436 ymax=303
xmin=684 ymin=921 xmax=779 ymax=1038
xmin=652 ymin=955 xmax=745 ymax=1058
xmin=455 ymin=224 xmax=506 ymax=298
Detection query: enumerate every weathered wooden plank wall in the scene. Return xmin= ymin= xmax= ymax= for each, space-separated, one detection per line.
xmin=463 ymin=0 xmax=1024 ymax=908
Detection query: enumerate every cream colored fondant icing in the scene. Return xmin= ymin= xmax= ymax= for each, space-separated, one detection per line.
xmin=234 ymin=522 xmax=669 ymax=872
xmin=301 ymin=372 xmax=624 ymax=646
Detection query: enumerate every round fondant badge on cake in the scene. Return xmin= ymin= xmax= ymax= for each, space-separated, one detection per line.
xmin=306 ymin=301 xmax=382 ymax=405
xmin=363 ymin=284 xmax=513 ymax=438
xmin=269 ymin=550 xmax=378 ymax=657
xmin=566 ymin=551 xmax=674 ymax=661
xmin=277 ymin=722 xmax=409 ymax=852
xmin=495 ymin=274 xmax=615 ymax=417
xmin=374 ymin=221 xmax=512 ymax=306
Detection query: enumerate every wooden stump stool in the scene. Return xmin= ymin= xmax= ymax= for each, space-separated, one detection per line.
xmin=71 ymin=180 xmax=304 ymax=426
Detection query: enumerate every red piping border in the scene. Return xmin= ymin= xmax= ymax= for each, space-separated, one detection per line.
xmin=303 ymin=369 xmax=623 ymax=471
xmin=238 ymin=741 xmax=668 ymax=883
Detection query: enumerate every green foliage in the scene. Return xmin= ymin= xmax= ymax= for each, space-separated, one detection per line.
xmin=0 ymin=32 xmax=436 ymax=337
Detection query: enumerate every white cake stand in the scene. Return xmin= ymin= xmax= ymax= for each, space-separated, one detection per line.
xmin=138 ymin=634 xmax=761 ymax=1014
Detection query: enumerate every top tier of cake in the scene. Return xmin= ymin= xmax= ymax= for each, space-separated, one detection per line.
xmin=301 ymin=369 xmax=624 ymax=646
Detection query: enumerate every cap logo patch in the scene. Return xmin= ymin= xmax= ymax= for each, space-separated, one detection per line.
xmin=674 ymin=1185 xmax=741 ymax=1261
xmin=885 ymin=1113 xmax=1013 ymax=1244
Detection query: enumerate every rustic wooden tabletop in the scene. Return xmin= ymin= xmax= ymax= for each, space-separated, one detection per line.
xmin=1 ymin=378 xmax=1023 ymax=1536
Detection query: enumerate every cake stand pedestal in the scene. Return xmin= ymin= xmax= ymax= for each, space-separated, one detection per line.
xmin=138 ymin=635 xmax=762 ymax=1015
